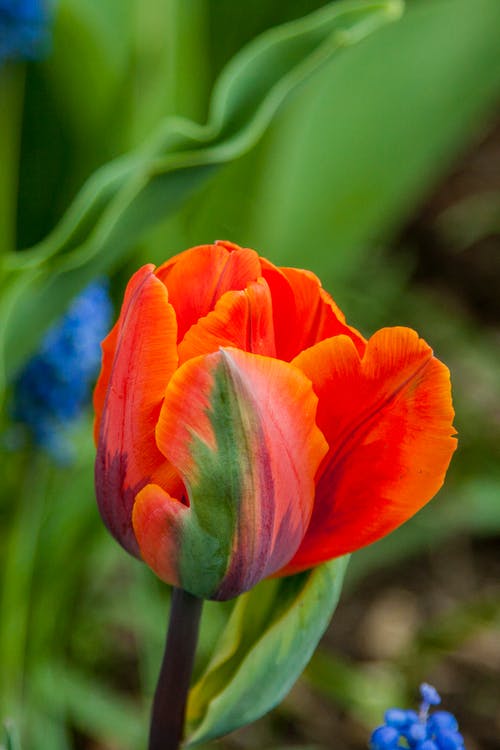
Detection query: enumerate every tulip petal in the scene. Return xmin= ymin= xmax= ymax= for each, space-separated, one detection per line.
xmin=283 ymin=327 xmax=457 ymax=574
xmin=95 ymin=266 xmax=180 ymax=556
xmin=93 ymin=317 xmax=119 ymax=445
xmin=133 ymin=348 xmax=328 ymax=599
xmin=261 ymin=260 xmax=365 ymax=360
xmin=93 ymin=265 xmax=155 ymax=443
xmin=178 ymin=278 xmax=276 ymax=363
xmin=156 ymin=243 xmax=261 ymax=341
xmin=132 ymin=483 xmax=188 ymax=588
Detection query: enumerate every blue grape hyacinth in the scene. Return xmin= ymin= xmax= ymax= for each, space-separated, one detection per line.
xmin=0 ymin=0 xmax=51 ymax=63
xmin=12 ymin=280 xmax=113 ymax=462
xmin=370 ymin=684 xmax=465 ymax=750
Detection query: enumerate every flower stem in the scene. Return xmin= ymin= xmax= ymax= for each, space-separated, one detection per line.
xmin=148 ymin=588 xmax=203 ymax=750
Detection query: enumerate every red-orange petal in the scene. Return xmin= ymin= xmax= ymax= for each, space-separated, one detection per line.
xmin=260 ymin=259 xmax=366 ymax=361
xmin=155 ymin=242 xmax=261 ymax=341
xmin=281 ymin=327 xmax=457 ymax=574
xmin=93 ymin=319 xmax=119 ymax=445
xmin=95 ymin=266 xmax=180 ymax=555
xmin=178 ymin=278 xmax=276 ymax=364
xmin=93 ymin=265 xmax=156 ymax=443
xmin=132 ymin=483 xmax=188 ymax=589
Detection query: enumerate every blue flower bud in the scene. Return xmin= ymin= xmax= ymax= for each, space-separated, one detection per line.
xmin=435 ymin=730 xmax=464 ymax=750
xmin=419 ymin=741 xmax=439 ymax=750
xmin=370 ymin=725 xmax=400 ymax=750
xmin=406 ymin=722 xmax=428 ymax=746
xmin=385 ymin=709 xmax=410 ymax=728
xmin=428 ymin=712 xmax=459 ymax=734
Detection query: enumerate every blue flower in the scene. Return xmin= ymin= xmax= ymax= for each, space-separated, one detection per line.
xmin=0 ymin=0 xmax=51 ymax=64
xmin=11 ymin=280 xmax=113 ymax=462
xmin=370 ymin=684 xmax=465 ymax=750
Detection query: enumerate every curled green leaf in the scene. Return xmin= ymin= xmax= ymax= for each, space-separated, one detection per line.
xmin=186 ymin=556 xmax=349 ymax=745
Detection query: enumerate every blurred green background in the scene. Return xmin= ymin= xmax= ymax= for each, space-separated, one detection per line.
xmin=1 ymin=0 xmax=499 ymax=748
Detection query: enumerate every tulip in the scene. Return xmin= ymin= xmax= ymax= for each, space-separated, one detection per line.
xmin=94 ymin=241 xmax=456 ymax=601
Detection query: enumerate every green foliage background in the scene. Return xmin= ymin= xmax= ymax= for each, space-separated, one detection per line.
xmin=1 ymin=0 xmax=499 ymax=748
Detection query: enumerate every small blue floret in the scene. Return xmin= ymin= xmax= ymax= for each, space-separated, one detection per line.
xmin=385 ymin=709 xmax=410 ymax=728
xmin=419 ymin=742 xmax=439 ymax=750
xmin=407 ymin=722 xmax=428 ymax=745
xmin=429 ymin=712 xmax=459 ymax=734
xmin=370 ymin=725 xmax=400 ymax=750
xmin=435 ymin=730 xmax=464 ymax=750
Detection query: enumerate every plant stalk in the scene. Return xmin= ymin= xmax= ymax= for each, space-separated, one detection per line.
xmin=148 ymin=588 xmax=203 ymax=750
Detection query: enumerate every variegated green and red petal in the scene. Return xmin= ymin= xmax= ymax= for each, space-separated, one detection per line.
xmin=94 ymin=265 xmax=180 ymax=556
xmin=155 ymin=242 xmax=261 ymax=342
xmin=132 ymin=348 xmax=328 ymax=600
xmin=178 ymin=278 xmax=276 ymax=364
xmin=280 ymin=327 xmax=457 ymax=575
xmin=260 ymin=259 xmax=366 ymax=361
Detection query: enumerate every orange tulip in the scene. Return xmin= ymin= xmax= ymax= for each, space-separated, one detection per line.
xmin=94 ymin=241 xmax=456 ymax=600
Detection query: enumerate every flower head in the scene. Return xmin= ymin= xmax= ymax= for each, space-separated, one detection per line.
xmin=94 ymin=241 xmax=457 ymax=600
xmin=370 ymin=685 xmax=464 ymax=750
xmin=0 ymin=0 xmax=51 ymax=64
xmin=13 ymin=280 xmax=113 ymax=461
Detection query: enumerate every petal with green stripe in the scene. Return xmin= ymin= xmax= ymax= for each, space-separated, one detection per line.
xmin=133 ymin=348 xmax=327 ymax=599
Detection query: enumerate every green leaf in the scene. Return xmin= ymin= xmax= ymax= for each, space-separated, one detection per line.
xmin=186 ymin=556 xmax=349 ymax=745
xmin=0 ymin=0 xmax=403 ymax=385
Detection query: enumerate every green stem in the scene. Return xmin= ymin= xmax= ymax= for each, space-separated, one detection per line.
xmin=148 ymin=588 xmax=203 ymax=750
xmin=0 ymin=62 xmax=26 ymax=256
